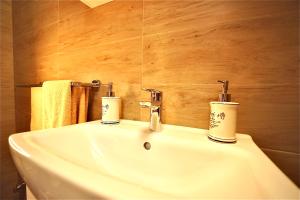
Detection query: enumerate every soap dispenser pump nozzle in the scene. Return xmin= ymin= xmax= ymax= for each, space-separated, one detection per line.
xmin=106 ymin=82 xmax=115 ymax=97
xmin=218 ymin=80 xmax=231 ymax=102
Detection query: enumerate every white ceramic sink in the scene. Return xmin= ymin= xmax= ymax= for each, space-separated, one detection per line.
xmin=9 ymin=120 xmax=299 ymax=199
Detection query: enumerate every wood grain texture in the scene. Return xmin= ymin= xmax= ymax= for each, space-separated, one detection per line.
xmin=58 ymin=0 xmax=142 ymax=52
xmin=13 ymin=22 xmax=59 ymax=84
xmin=14 ymin=88 xmax=31 ymax=133
xmin=0 ymin=0 xmax=15 ymax=132
xmin=14 ymin=22 xmax=58 ymax=58
xmin=144 ymin=1 xmax=297 ymax=36
xmin=143 ymin=1 xmax=298 ymax=85
xmin=59 ymin=0 xmax=90 ymax=20
xmin=12 ymin=0 xmax=58 ymax=37
xmin=12 ymin=0 xmax=299 ymax=186
xmin=232 ymin=85 xmax=299 ymax=153
xmin=0 ymin=1 xmax=20 ymax=199
xmin=58 ymin=37 xmax=142 ymax=84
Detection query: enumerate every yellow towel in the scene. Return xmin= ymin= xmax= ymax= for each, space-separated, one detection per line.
xmin=71 ymin=87 xmax=90 ymax=124
xmin=42 ymin=80 xmax=72 ymax=129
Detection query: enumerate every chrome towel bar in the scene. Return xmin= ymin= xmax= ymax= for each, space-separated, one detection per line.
xmin=16 ymin=80 xmax=101 ymax=88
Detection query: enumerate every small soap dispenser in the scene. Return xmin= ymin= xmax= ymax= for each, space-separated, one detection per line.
xmin=208 ymin=80 xmax=239 ymax=143
xmin=101 ymin=82 xmax=121 ymax=124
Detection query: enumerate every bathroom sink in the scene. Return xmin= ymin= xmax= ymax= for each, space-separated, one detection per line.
xmin=9 ymin=120 xmax=299 ymax=199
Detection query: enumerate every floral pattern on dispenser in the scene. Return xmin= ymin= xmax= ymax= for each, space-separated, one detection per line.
xmin=209 ymin=112 xmax=226 ymax=128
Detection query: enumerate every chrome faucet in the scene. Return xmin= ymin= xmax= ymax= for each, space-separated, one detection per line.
xmin=139 ymin=88 xmax=162 ymax=131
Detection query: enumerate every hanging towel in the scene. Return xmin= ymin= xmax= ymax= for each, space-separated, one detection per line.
xmin=30 ymin=87 xmax=43 ymax=131
xmin=71 ymin=86 xmax=90 ymax=124
xmin=42 ymin=80 xmax=72 ymax=129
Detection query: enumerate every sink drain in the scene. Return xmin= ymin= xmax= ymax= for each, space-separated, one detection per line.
xmin=143 ymin=142 xmax=151 ymax=150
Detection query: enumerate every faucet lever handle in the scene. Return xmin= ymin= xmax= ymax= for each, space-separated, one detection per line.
xmin=142 ymin=88 xmax=162 ymax=105
xmin=142 ymin=88 xmax=161 ymax=94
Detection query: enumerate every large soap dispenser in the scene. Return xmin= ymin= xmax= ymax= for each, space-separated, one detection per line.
xmin=208 ymin=80 xmax=239 ymax=143
xmin=101 ymin=82 xmax=121 ymax=124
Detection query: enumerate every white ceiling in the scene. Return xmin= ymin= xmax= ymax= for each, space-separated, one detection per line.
xmin=79 ymin=0 xmax=113 ymax=8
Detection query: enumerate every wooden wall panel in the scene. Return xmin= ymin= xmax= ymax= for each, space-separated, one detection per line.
xmin=58 ymin=38 xmax=142 ymax=84
xmin=12 ymin=0 xmax=299 ymax=186
xmin=12 ymin=0 xmax=58 ymax=37
xmin=0 ymin=0 xmax=20 ymax=199
xmin=59 ymin=0 xmax=90 ymax=20
xmin=233 ymin=85 xmax=299 ymax=153
xmin=143 ymin=1 xmax=298 ymax=85
xmin=144 ymin=1 xmax=297 ymax=35
xmin=143 ymin=28 xmax=298 ymax=85
xmin=58 ymin=0 xmax=142 ymax=52
xmin=14 ymin=88 xmax=31 ymax=133
xmin=13 ymin=22 xmax=59 ymax=84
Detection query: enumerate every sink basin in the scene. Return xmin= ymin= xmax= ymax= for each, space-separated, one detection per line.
xmin=9 ymin=120 xmax=299 ymax=199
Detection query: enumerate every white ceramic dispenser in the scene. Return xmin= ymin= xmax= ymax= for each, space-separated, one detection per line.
xmin=208 ymin=80 xmax=239 ymax=143
xmin=101 ymin=82 xmax=120 ymax=124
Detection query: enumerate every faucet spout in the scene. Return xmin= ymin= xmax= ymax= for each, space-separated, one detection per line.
xmin=149 ymin=106 xmax=160 ymax=131
xmin=139 ymin=101 xmax=151 ymax=108
xmin=140 ymin=88 xmax=162 ymax=131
